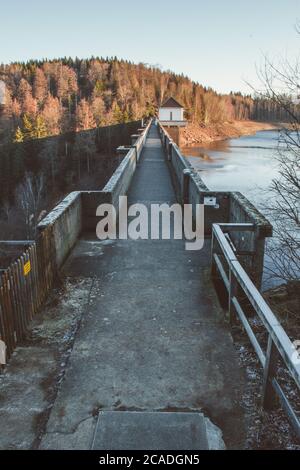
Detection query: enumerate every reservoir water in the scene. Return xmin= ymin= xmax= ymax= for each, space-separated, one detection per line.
xmin=182 ymin=130 xmax=281 ymax=210
xmin=182 ymin=130 xmax=285 ymax=289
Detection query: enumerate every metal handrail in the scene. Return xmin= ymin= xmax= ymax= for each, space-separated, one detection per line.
xmin=211 ymin=222 xmax=300 ymax=437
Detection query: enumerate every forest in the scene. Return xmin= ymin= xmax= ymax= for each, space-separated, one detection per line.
xmin=0 ymin=56 xmax=292 ymax=240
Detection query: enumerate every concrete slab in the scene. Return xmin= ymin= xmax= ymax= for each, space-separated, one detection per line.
xmin=92 ymin=411 xmax=209 ymax=450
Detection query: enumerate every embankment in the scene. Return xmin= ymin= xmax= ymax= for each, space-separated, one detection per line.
xmin=181 ymin=120 xmax=277 ymax=146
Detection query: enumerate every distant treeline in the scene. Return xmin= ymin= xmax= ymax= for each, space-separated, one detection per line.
xmin=0 ymin=57 xmax=292 ymax=147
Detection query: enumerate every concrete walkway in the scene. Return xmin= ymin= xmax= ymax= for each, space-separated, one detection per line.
xmin=40 ymin=123 xmax=247 ymax=449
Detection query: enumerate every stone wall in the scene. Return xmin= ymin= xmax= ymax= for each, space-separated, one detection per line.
xmin=157 ymin=121 xmax=272 ymax=288
xmin=37 ymin=192 xmax=82 ymax=268
xmin=38 ymin=120 xmax=152 ymax=259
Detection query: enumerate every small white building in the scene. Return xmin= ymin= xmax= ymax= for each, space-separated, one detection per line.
xmin=158 ymin=97 xmax=186 ymax=127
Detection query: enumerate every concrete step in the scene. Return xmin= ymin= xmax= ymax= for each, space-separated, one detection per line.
xmin=91 ymin=411 xmax=225 ymax=450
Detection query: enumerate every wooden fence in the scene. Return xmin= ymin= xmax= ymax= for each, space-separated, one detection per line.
xmin=0 ymin=227 xmax=57 ymax=361
xmin=0 ymin=120 xmax=151 ymax=363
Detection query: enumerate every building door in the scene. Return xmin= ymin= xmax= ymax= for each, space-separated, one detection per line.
xmin=170 ymin=111 xmax=173 ymax=121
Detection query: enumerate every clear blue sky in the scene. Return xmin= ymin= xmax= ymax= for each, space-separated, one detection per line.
xmin=0 ymin=0 xmax=299 ymax=94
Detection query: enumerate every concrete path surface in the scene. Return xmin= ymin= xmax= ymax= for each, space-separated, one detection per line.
xmin=40 ymin=123 xmax=247 ymax=449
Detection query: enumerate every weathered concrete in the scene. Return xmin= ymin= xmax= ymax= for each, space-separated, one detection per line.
xmin=81 ymin=120 xmax=152 ymax=231
xmin=40 ymin=123 xmax=247 ymax=450
xmin=92 ymin=411 xmax=209 ymax=450
xmin=0 ymin=278 xmax=92 ymax=450
xmin=37 ymin=191 xmax=82 ymax=268
xmin=157 ymin=122 xmax=272 ymax=288
xmin=229 ymin=192 xmax=273 ymax=287
xmin=37 ymin=121 xmax=151 ymax=268
xmin=102 ymin=118 xmax=151 ymax=209
xmin=163 ymin=126 xmax=181 ymax=146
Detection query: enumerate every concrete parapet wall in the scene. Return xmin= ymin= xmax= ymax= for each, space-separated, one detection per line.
xmin=103 ymin=147 xmax=137 ymax=208
xmin=229 ymin=192 xmax=272 ymax=238
xmin=37 ymin=191 xmax=82 ymax=268
xmin=163 ymin=126 xmax=181 ymax=146
xmin=170 ymin=143 xmax=192 ymax=198
xmin=229 ymin=192 xmax=272 ymax=286
xmin=81 ymin=191 xmax=112 ymax=231
xmin=81 ymin=119 xmax=152 ymax=230
xmin=157 ymin=122 xmax=208 ymax=202
xmin=189 ymin=185 xmax=230 ymax=235
xmin=103 ymin=118 xmax=151 ymax=204
xmin=41 ymin=120 xmax=152 ymax=242
xmin=157 ymin=120 xmax=272 ymax=288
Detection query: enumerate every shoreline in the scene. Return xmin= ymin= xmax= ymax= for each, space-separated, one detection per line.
xmin=181 ymin=120 xmax=279 ymax=147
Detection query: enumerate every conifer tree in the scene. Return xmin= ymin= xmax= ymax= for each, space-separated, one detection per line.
xmin=22 ymin=113 xmax=34 ymax=140
xmin=14 ymin=126 xmax=24 ymax=143
xmin=34 ymin=115 xmax=48 ymax=139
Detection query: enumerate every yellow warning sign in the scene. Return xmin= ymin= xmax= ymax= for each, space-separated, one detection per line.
xmin=24 ymin=261 xmax=31 ymax=276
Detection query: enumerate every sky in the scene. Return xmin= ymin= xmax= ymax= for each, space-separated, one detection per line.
xmin=0 ymin=0 xmax=299 ymax=94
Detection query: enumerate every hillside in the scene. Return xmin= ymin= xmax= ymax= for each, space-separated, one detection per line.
xmin=0 ymin=57 xmax=286 ymax=144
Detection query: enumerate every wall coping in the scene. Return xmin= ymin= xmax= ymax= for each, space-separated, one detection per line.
xmin=158 ymin=120 xmax=272 ymax=237
xmin=230 ymin=192 xmax=273 ymax=237
xmin=38 ymin=191 xmax=81 ymax=229
xmin=103 ymin=119 xmax=151 ymax=194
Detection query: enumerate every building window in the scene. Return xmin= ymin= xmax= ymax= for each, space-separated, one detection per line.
xmin=170 ymin=111 xmax=173 ymax=121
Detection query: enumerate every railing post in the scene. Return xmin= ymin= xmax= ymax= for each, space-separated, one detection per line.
xmin=168 ymin=140 xmax=173 ymax=161
xmin=211 ymin=227 xmax=217 ymax=281
xmin=262 ymin=334 xmax=279 ymax=410
xmin=252 ymin=227 xmax=265 ymax=289
xmin=182 ymin=169 xmax=191 ymax=205
xmin=228 ymin=267 xmax=238 ymax=325
xmin=131 ymin=145 xmax=138 ymax=163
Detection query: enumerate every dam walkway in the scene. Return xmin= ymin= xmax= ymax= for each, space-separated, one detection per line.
xmin=38 ymin=123 xmax=247 ymax=449
xmin=3 ymin=121 xmax=298 ymax=450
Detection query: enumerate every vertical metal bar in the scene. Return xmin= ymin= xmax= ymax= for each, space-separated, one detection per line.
xmin=262 ymin=334 xmax=279 ymax=410
xmin=211 ymin=228 xmax=217 ymax=280
xmin=228 ymin=268 xmax=238 ymax=325
xmin=168 ymin=141 xmax=173 ymax=161
xmin=182 ymin=169 xmax=191 ymax=205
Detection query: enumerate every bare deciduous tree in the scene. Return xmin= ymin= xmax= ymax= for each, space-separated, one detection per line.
xmin=256 ymin=50 xmax=300 ymax=284
xmin=16 ymin=172 xmax=45 ymax=239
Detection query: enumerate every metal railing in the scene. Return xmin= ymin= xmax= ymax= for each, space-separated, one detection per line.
xmin=211 ymin=222 xmax=300 ymax=438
